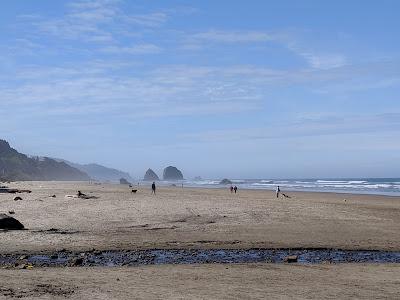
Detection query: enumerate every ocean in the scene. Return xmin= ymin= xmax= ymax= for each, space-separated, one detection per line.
xmin=158 ymin=178 xmax=400 ymax=196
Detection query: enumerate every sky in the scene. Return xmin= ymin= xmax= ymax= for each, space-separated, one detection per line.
xmin=0 ymin=0 xmax=399 ymax=179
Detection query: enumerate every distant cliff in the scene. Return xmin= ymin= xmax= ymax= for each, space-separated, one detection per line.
xmin=60 ymin=161 xmax=133 ymax=183
xmin=0 ymin=139 xmax=90 ymax=181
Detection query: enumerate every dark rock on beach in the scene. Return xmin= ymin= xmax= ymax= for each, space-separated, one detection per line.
xmin=163 ymin=166 xmax=183 ymax=180
xmin=0 ymin=214 xmax=24 ymax=230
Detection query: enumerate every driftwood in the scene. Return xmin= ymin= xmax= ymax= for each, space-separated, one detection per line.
xmin=0 ymin=188 xmax=32 ymax=194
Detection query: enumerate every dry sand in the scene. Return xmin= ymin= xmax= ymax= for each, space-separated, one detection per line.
xmin=1 ymin=181 xmax=400 ymax=299
xmin=0 ymin=181 xmax=399 ymax=253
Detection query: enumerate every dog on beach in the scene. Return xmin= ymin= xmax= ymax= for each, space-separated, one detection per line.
xmin=131 ymin=189 xmax=137 ymax=193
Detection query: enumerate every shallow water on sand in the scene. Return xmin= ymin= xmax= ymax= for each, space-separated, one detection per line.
xmin=2 ymin=249 xmax=400 ymax=267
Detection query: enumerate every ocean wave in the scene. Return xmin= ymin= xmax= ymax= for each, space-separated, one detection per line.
xmin=191 ymin=180 xmax=220 ymax=185
xmin=186 ymin=178 xmax=400 ymax=196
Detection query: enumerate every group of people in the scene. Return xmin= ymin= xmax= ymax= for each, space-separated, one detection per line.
xmin=230 ymin=185 xmax=238 ymax=193
xmin=151 ymin=181 xmax=286 ymax=199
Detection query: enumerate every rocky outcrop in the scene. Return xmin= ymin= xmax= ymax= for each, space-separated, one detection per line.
xmin=120 ymin=178 xmax=131 ymax=185
xmin=0 ymin=214 xmax=24 ymax=230
xmin=220 ymin=178 xmax=232 ymax=185
xmin=143 ymin=169 xmax=160 ymax=181
xmin=163 ymin=166 xmax=183 ymax=180
xmin=0 ymin=139 xmax=90 ymax=181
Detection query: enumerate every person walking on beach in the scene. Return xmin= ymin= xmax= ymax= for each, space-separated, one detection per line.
xmin=151 ymin=182 xmax=156 ymax=195
xmin=276 ymin=186 xmax=280 ymax=198
xmin=234 ymin=186 xmax=238 ymax=194
xmin=230 ymin=186 xmax=234 ymax=193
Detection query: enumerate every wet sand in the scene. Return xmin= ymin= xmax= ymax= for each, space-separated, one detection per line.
xmin=1 ymin=181 xmax=400 ymax=253
xmin=1 ymin=264 xmax=399 ymax=299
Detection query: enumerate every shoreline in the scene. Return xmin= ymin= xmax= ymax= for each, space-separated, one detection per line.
xmin=7 ymin=180 xmax=400 ymax=197
xmin=5 ymin=178 xmax=400 ymax=197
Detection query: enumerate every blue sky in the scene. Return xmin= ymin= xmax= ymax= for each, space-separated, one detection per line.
xmin=1 ymin=0 xmax=399 ymax=179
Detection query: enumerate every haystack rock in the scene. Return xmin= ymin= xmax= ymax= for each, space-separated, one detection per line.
xmin=143 ymin=169 xmax=160 ymax=181
xmin=163 ymin=166 xmax=183 ymax=180
xmin=220 ymin=178 xmax=232 ymax=185
xmin=0 ymin=214 xmax=24 ymax=230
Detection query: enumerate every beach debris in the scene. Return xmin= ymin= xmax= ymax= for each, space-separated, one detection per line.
xmin=284 ymin=255 xmax=298 ymax=263
xmin=0 ymin=188 xmax=31 ymax=194
xmin=79 ymin=194 xmax=99 ymax=199
xmin=65 ymin=191 xmax=99 ymax=199
xmin=69 ymin=257 xmax=84 ymax=266
xmin=13 ymin=196 xmax=23 ymax=201
xmin=50 ymin=195 xmax=56 ymax=198
xmin=19 ymin=263 xmax=34 ymax=270
xmin=8 ymin=210 xmax=15 ymax=215
xmin=0 ymin=214 xmax=24 ymax=230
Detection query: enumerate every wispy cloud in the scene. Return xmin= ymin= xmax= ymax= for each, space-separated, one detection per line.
xmin=2 ymin=59 xmax=399 ymax=123
xmin=182 ymin=29 xmax=347 ymax=69
xmin=100 ymin=44 xmax=162 ymax=55
xmin=286 ymin=41 xmax=347 ymax=69
xmin=191 ymin=30 xmax=277 ymax=43
xmin=180 ymin=113 xmax=400 ymax=143
xmin=125 ymin=12 xmax=168 ymax=27
xmin=24 ymin=0 xmax=168 ymax=45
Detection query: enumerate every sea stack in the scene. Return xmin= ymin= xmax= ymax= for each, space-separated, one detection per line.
xmin=220 ymin=178 xmax=233 ymax=185
xmin=119 ymin=178 xmax=131 ymax=185
xmin=163 ymin=166 xmax=183 ymax=180
xmin=144 ymin=168 xmax=160 ymax=181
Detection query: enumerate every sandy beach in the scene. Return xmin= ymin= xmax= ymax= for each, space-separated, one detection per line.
xmin=1 ymin=181 xmax=400 ymax=299
xmin=1 ymin=181 xmax=400 ymax=253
